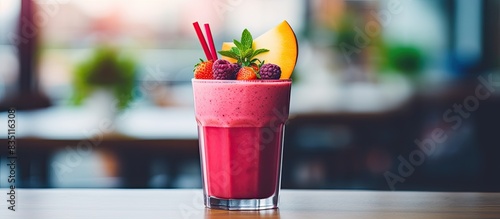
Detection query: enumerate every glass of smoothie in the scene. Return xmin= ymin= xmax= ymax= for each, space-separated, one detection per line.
xmin=191 ymin=20 xmax=297 ymax=210
xmin=193 ymin=79 xmax=291 ymax=210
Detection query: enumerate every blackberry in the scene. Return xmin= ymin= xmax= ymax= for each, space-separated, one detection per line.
xmin=212 ymin=60 xmax=239 ymax=80
xmin=259 ymin=63 xmax=281 ymax=79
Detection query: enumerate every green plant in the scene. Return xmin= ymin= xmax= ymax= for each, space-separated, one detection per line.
xmin=71 ymin=46 xmax=136 ymax=110
xmin=381 ymin=45 xmax=425 ymax=76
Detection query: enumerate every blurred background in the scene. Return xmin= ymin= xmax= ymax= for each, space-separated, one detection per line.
xmin=0 ymin=0 xmax=499 ymax=191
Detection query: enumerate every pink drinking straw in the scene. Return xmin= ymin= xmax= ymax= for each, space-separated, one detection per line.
xmin=204 ymin=23 xmax=218 ymax=60
xmin=193 ymin=22 xmax=213 ymax=61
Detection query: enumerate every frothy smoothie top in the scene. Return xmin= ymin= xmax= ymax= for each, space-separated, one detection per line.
xmin=193 ymin=80 xmax=291 ymax=127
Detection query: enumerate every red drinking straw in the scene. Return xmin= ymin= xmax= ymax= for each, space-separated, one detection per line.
xmin=193 ymin=22 xmax=213 ymax=61
xmin=204 ymin=23 xmax=218 ymax=60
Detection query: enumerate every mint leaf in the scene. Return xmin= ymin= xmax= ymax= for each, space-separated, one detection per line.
xmin=231 ymin=47 xmax=241 ymax=56
xmin=243 ymin=48 xmax=253 ymax=59
xmin=233 ymin=40 xmax=244 ymax=51
xmin=241 ymin=29 xmax=253 ymax=49
xmin=258 ymin=59 xmax=265 ymax=66
xmin=250 ymin=58 xmax=260 ymax=64
xmin=253 ymin=48 xmax=269 ymax=57
xmin=221 ymin=29 xmax=268 ymax=66
xmin=218 ymin=50 xmax=239 ymax=59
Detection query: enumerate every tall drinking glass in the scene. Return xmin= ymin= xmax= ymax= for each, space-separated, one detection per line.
xmin=192 ymin=79 xmax=292 ymax=210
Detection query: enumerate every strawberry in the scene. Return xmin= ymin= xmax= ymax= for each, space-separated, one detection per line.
xmin=236 ymin=66 xmax=258 ymax=80
xmin=194 ymin=59 xmax=214 ymax=79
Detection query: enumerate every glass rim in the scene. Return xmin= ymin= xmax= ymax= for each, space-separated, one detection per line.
xmin=192 ymin=78 xmax=291 ymax=83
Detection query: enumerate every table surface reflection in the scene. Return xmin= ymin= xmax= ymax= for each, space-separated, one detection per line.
xmin=0 ymin=189 xmax=499 ymax=218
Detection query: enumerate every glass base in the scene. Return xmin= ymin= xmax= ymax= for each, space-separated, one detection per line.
xmin=204 ymin=193 xmax=279 ymax=210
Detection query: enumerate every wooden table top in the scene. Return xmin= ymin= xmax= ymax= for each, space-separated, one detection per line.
xmin=1 ymin=189 xmax=499 ymax=219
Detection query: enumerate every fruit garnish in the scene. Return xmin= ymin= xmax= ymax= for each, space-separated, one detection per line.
xmin=259 ymin=63 xmax=281 ymax=79
xmin=213 ymin=59 xmax=239 ymax=80
xmin=221 ymin=20 xmax=298 ymax=79
xmin=249 ymin=63 xmax=260 ymax=73
xmin=218 ymin=29 xmax=269 ymax=67
xmin=194 ymin=59 xmax=214 ymax=79
xmin=236 ymin=66 xmax=258 ymax=80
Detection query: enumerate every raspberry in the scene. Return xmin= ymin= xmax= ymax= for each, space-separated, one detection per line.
xmin=212 ymin=60 xmax=239 ymax=80
xmin=259 ymin=63 xmax=281 ymax=79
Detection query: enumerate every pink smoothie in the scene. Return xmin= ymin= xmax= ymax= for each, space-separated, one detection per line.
xmin=193 ymin=79 xmax=291 ymax=199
